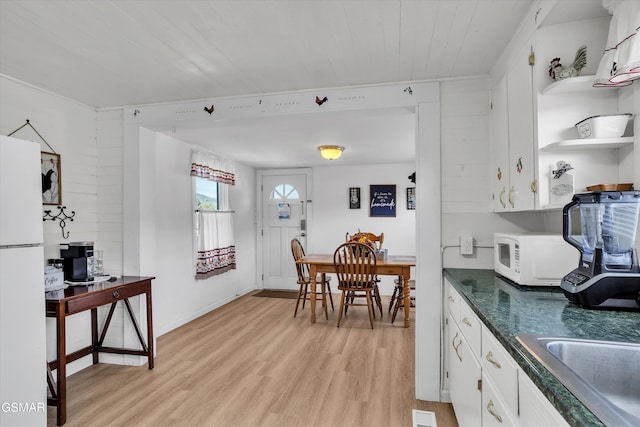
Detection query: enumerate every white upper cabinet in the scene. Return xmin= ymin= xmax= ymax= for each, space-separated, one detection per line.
xmin=490 ymin=36 xmax=537 ymax=212
xmin=490 ymin=0 xmax=634 ymax=212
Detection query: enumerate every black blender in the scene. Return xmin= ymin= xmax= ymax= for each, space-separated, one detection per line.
xmin=561 ymin=191 xmax=640 ymax=309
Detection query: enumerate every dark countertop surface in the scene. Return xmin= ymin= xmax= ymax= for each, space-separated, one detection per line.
xmin=443 ymin=268 xmax=640 ymax=427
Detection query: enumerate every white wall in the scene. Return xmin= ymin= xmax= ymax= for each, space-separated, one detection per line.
xmin=127 ymin=130 xmax=257 ymax=337
xmin=96 ymin=109 xmax=124 ymax=275
xmin=0 ymin=76 xmax=101 ymax=375
xmin=310 ymin=162 xmax=416 ymax=294
xmin=1 ymin=76 xmax=259 ymax=379
xmin=440 ymin=77 xmax=550 ymax=270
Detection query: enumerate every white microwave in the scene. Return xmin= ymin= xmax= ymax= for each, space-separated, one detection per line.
xmin=494 ymin=232 xmax=579 ymax=287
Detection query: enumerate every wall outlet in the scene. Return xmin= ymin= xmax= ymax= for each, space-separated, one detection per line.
xmin=460 ymin=235 xmax=473 ymax=255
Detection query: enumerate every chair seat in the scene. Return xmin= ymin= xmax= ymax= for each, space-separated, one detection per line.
xmin=300 ymin=275 xmax=331 ymax=283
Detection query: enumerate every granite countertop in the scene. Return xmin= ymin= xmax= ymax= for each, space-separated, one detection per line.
xmin=443 ymin=268 xmax=640 ymax=427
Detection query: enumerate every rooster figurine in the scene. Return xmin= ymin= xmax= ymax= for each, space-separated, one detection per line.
xmin=548 ymin=45 xmax=587 ymax=81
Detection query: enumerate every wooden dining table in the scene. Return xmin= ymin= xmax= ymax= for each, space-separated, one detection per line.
xmin=296 ymin=254 xmax=416 ymax=327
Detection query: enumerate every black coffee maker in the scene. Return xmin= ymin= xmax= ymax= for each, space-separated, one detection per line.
xmin=60 ymin=241 xmax=94 ymax=282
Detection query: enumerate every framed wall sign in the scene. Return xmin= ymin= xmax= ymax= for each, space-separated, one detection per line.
xmin=41 ymin=151 xmax=61 ymax=205
xmin=369 ymin=184 xmax=396 ymax=217
xmin=407 ymin=187 xmax=416 ymax=210
xmin=349 ymin=187 xmax=361 ymax=209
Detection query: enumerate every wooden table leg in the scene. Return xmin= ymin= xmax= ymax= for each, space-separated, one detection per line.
xmin=146 ymin=286 xmax=154 ymax=369
xmin=56 ymin=302 xmax=66 ymax=426
xmin=403 ymin=268 xmax=411 ymax=328
xmin=91 ymin=307 xmax=99 ymax=364
xmin=309 ymin=264 xmax=317 ymax=323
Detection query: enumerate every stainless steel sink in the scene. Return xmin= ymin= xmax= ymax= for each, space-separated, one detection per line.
xmin=516 ymin=334 xmax=640 ymax=427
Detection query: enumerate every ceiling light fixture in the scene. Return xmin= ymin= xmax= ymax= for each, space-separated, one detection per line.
xmin=318 ymin=145 xmax=344 ymax=160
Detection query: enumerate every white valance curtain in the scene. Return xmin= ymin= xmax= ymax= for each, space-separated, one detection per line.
xmin=191 ymin=149 xmax=236 ymax=279
xmin=195 ymin=212 xmax=236 ymax=279
xmin=190 ymin=149 xmax=236 ymax=185
xmin=593 ymin=0 xmax=640 ymax=87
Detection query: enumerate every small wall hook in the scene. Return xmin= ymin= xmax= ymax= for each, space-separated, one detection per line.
xmin=43 ymin=206 xmax=76 ymax=239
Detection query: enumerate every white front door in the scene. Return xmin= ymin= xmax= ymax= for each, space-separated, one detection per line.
xmin=260 ymin=170 xmax=310 ymax=290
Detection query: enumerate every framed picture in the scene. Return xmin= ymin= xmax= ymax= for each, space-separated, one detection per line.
xmin=369 ymin=184 xmax=396 ymax=217
xmin=349 ymin=187 xmax=361 ymax=209
xmin=41 ymin=151 xmax=61 ymax=205
xmin=407 ymin=187 xmax=416 ymax=210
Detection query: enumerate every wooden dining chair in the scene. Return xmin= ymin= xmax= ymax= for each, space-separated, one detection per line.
xmin=345 ymin=231 xmax=384 ymax=317
xmin=391 ymin=278 xmax=415 ymax=324
xmin=333 ymin=242 xmax=378 ymax=328
xmin=291 ymin=238 xmax=334 ymax=319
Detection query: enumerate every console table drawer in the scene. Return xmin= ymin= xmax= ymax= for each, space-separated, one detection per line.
xmin=66 ymin=282 xmax=147 ymax=314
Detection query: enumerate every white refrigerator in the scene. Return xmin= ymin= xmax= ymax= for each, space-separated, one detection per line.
xmin=0 ymin=135 xmax=47 ymax=426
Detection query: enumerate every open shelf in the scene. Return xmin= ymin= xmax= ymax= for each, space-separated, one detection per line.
xmin=541 ymin=75 xmax=598 ymax=95
xmin=541 ymin=137 xmax=634 ymax=151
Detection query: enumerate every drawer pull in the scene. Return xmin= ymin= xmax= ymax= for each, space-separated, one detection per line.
xmin=462 ymin=317 xmax=472 ymax=327
xmin=113 ymin=291 xmax=120 ymax=299
xmin=486 ymin=351 xmax=502 ymax=368
xmin=452 ymin=332 xmax=462 ymax=362
xmin=487 ymin=400 xmax=503 ymax=423
xmin=448 ymin=296 xmax=455 ymax=302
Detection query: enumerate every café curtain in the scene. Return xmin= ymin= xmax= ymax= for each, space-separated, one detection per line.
xmin=593 ymin=0 xmax=640 ymax=87
xmin=191 ymin=149 xmax=236 ymax=279
xmin=195 ymin=211 xmax=236 ymax=279
xmin=190 ymin=149 xmax=236 ymax=185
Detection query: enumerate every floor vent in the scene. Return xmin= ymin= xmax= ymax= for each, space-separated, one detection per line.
xmin=412 ymin=409 xmax=437 ymax=427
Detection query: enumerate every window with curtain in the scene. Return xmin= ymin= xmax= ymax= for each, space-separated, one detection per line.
xmin=191 ymin=150 xmax=236 ymax=279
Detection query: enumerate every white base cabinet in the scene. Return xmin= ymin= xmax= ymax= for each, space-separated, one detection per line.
xmin=445 ymin=279 xmax=569 ymax=427
xmin=518 ymin=372 xmax=570 ymax=427
xmin=448 ymin=315 xmax=482 ymax=427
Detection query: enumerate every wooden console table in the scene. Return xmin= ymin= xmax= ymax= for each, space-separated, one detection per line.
xmin=45 ymin=276 xmax=154 ymax=426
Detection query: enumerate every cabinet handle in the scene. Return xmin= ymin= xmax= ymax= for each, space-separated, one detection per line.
xmin=462 ymin=317 xmax=472 ymax=327
xmin=487 ymin=400 xmax=503 ymax=423
xmin=499 ymin=187 xmax=506 ymax=208
xmin=452 ymin=332 xmax=462 ymax=362
xmin=508 ymin=186 xmax=515 ymax=208
xmin=486 ymin=351 xmax=502 ymax=369
xmin=448 ymin=296 xmax=455 ymax=303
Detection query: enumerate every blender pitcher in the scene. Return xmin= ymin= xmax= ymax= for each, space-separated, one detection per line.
xmin=564 ymin=191 xmax=640 ymax=270
xmin=601 ymin=193 xmax=640 ymax=268
xmin=564 ymin=193 xmax=601 ymax=264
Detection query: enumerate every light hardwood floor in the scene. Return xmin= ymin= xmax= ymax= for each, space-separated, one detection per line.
xmin=48 ymin=291 xmax=458 ymax=427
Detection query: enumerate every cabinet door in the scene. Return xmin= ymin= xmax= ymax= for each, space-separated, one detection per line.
xmin=506 ymin=45 xmax=535 ymax=211
xmin=518 ymin=372 xmax=570 ymax=427
xmin=445 ymin=280 xmax=461 ymax=320
xmin=482 ymin=373 xmax=517 ymax=427
xmin=491 ymin=75 xmax=510 ymax=212
xmin=449 ymin=316 xmax=482 ymax=427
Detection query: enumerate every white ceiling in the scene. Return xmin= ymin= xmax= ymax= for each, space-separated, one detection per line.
xmin=0 ymin=0 xmax=609 ymax=167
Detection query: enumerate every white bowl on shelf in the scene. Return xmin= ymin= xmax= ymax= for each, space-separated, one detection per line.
xmin=574 ymin=113 xmax=632 ymax=139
